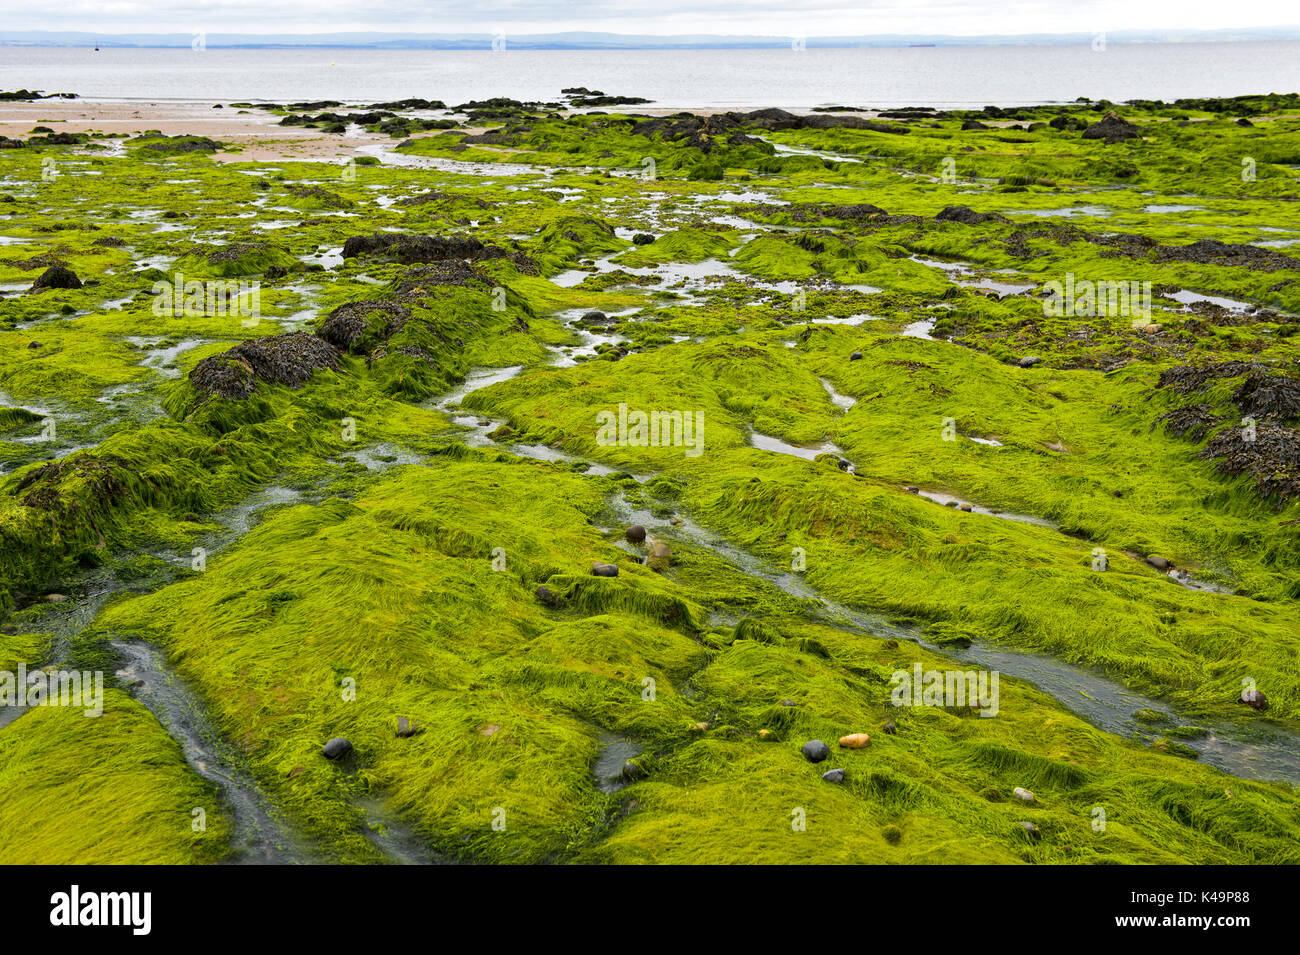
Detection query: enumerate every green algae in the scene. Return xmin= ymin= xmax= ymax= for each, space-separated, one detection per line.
xmin=2 ymin=95 xmax=1300 ymax=864
xmin=0 ymin=689 xmax=232 ymax=864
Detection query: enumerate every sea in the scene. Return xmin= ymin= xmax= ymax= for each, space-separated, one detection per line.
xmin=1 ymin=41 xmax=1299 ymax=109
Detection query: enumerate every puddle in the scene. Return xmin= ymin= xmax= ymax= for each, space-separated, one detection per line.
xmin=112 ymin=641 xmax=312 ymax=864
xmin=901 ymin=318 xmax=937 ymax=340
xmin=1008 ymin=206 xmax=1112 ymax=218
xmin=1166 ymin=289 xmax=1256 ymax=312
xmin=820 ymin=377 xmax=857 ymax=411
xmin=592 ymin=731 xmax=642 ymax=794
xmin=915 ymin=489 xmax=1058 ymax=528
xmin=610 ymin=493 xmax=1300 ymax=785
xmin=750 ymin=429 xmax=850 ymax=468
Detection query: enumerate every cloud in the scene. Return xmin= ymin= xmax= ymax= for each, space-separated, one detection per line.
xmin=0 ymin=0 xmax=1293 ymax=36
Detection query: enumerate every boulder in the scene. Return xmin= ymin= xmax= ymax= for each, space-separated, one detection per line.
xmin=1081 ymin=110 xmax=1143 ymax=144
xmin=646 ymin=543 xmax=672 ymax=573
xmin=591 ymin=562 xmax=619 ymax=577
xmin=800 ymin=739 xmax=831 ymax=763
xmin=30 ymin=264 xmax=81 ymax=291
xmin=322 ymin=737 xmax=352 ymax=760
xmin=934 ymin=205 xmax=1010 ymax=225
xmin=1241 ymin=688 xmax=1269 ymax=711
xmin=822 ymin=768 xmax=846 ymax=783
xmin=625 ymin=524 xmax=647 ymax=544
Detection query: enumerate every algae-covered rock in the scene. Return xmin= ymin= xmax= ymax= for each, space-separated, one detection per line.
xmin=646 ymin=542 xmax=673 ymax=572
xmin=319 ymin=300 xmax=412 ymax=354
xmin=1081 ymin=110 xmax=1143 ymax=144
xmin=189 ymin=332 xmax=339 ymax=400
xmin=177 ymin=241 xmax=296 ymax=278
xmin=340 ymin=233 xmax=524 ymax=266
xmin=29 ymin=264 xmax=81 ymax=291
xmin=534 ymin=585 xmax=563 ymax=607
xmin=934 ymin=205 xmax=1010 ymax=225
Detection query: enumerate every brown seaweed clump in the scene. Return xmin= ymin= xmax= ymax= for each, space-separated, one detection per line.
xmin=189 ymin=333 xmax=338 ymax=399
xmin=1200 ymin=424 xmax=1300 ymax=502
xmin=319 ymin=300 xmax=412 ymax=353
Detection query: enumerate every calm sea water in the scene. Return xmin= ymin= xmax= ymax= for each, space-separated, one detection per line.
xmin=1 ymin=42 xmax=1299 ymax=109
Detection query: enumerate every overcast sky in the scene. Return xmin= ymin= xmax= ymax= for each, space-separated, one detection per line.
xmin=1 ymin=0 xmax=1296 ymax=36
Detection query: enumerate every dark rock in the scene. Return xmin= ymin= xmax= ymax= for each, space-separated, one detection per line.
xmin=1241 ymin=688 xmax=1269 ymax=711
xmin=905 ymin=485 xmax=919 ymax=493
xmin=625 ymin=524 xmax=647 ymax=544
xmin=591 ymin=562 xmax=619 ymax=577
xmin=1017 ymin=355 xmax=1042 ymax=368
xmin=1237 ymin=117 xmax=1254 ymax=127
xmin=1145 ymin=555 xmax=1171 ymax=571
xmin=395 ymin=717 xmax=422 ymax=738
xmin=30 ymin=264 xmax=81 ymax=291
xmin=961 ymin=119 xmax=990 ymax=130
xmin=1081 ymin=110 xmax=1143 ymax=144
xmin=621 ymin=758 xmax=648 ymax=781
xmin=1019 ymin=821 xmax=1041 ymax=839
xmin=632 ymin=233 xmax=655 ymax=245
xmin=800 ymin=739 xmax=831 ymax=763
xmin=814 ymin=202 xmax=888 ymax=220
xmin=322 ymin=737 xmax=352 ymax=760
xmin=883 ymin=720 xmax=898 ymax=735
xmin=535 ymin=584 xmax=563 ymax=607
xmin=850 ymin=351 xmax=863 ymax=361
xmin=822 ymin=768 xmax=846 ymax=783
xmin=934 ymin=205 xmax=1010 ymax=225
xmin=27 ymin=341 xmax=41 ymax=349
